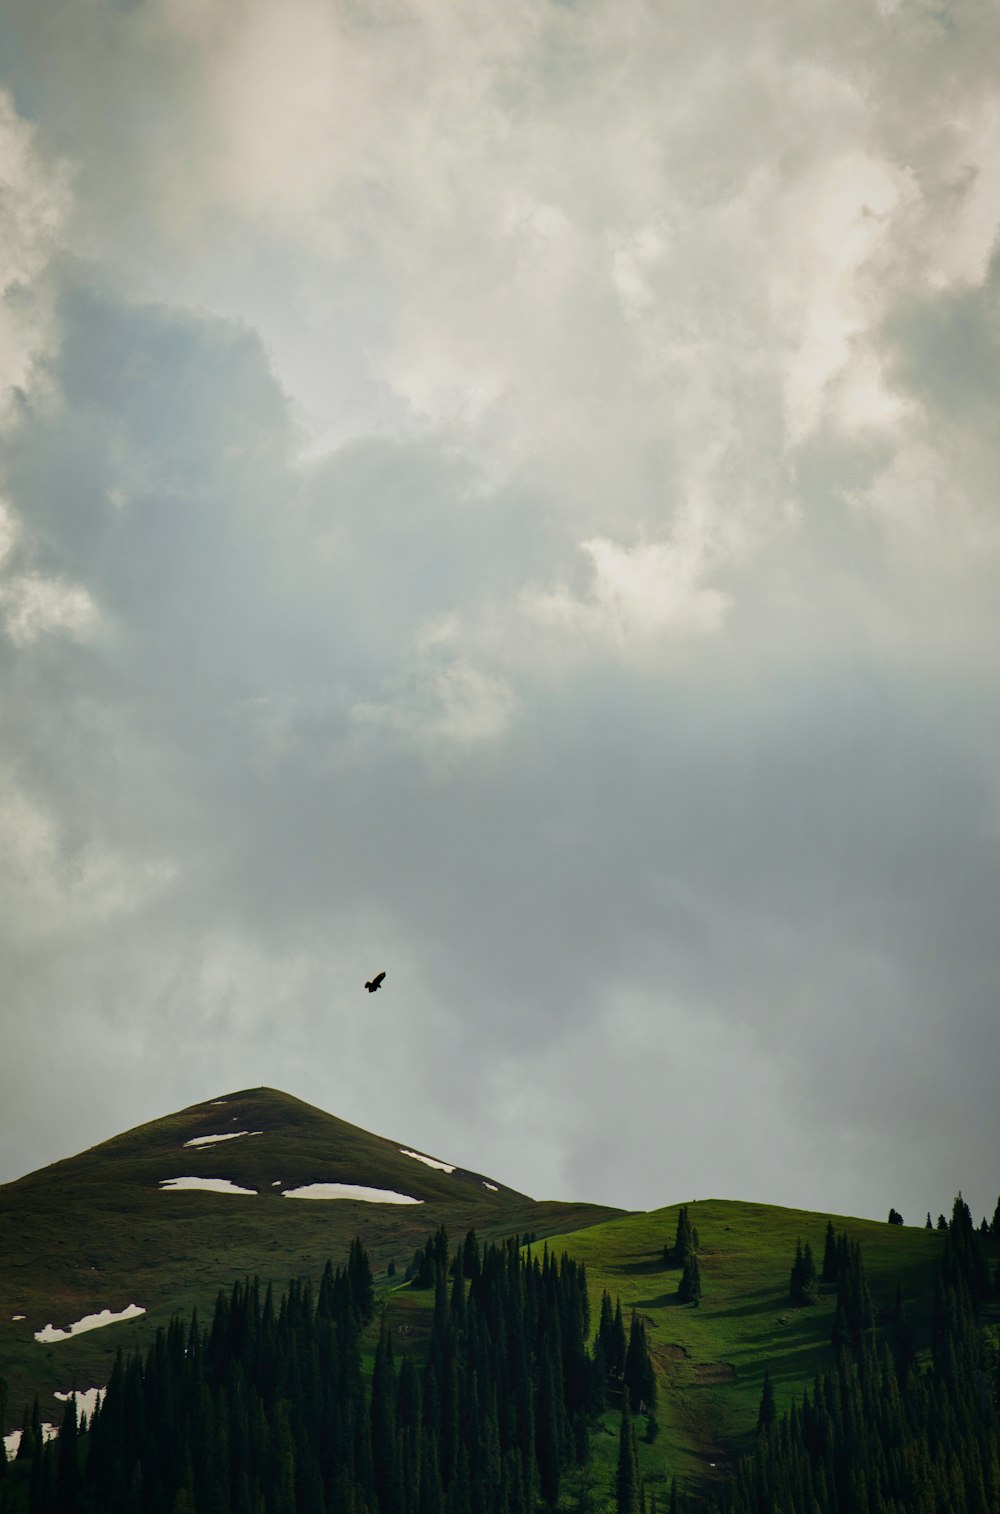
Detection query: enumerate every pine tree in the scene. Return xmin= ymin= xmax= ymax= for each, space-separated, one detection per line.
xmin=535 ymin=1335 xmax=562 ymax=1510
xmin=790 ymin=1239 xmax=818 ymax=1305
xmin=623 ymin=1313 xmax=656 ymax=1414
xmin=821 ymin=1221 xmax=838 ymax=1283
xmin=678 ymin=1254 xmax=701 ymax=1305
xmin=668 ymin=1208 xmax=695 ymax=1268
xmin=615 ymin=1399 xmax=641 ymax=1514
xmin=54 ymin=1394 xmax=80 ymax=1514
xmin=757 ymin=1368 xmax=776 ymax=1435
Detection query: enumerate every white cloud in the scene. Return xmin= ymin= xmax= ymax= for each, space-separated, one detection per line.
xmin=353 ymin=652 xmax=519 ymax=751
xmin=524 ymin=535 xmax=729 ymax=657
xmin=0 ymin=772 xmax=176 ymax=943
xmin=0 ymin=90 xmax=68 ymax=417
xmin=0 ymin=572 xmax=102 ymax=646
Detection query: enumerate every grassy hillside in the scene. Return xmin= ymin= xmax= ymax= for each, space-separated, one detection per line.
xmin=4 ymin=1089 xmax=990 ymax=1506
xmin=542 ymin=1198 xmax=956 ymax=1499
xmin=0 ymin=1087 xmax=624 ymax=1436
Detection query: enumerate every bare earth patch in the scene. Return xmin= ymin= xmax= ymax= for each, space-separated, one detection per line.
xmin=652 ymin=1341 xmax=690 ymax=1364
xmin=694 ymin=1362 xmax=736 ymax=1384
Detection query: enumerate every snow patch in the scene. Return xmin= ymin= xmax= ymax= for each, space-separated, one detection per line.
xmin=160 ymin=1177 xmax=258 ymax=1195
xmin=400 ymin=1148 xmax=455 ymax=1173
xmin=483 ymin=1182 xmax=499 ymax=1192
xmin=282 ymin=1183 xmax=422 ymax=1204
xmin=209 ymin=1100 xmax=228 ymax=1105
xmin=12 ymin=1314 xmax=25 ymax=1321
xmin=4 ymin=1424 xmax=57 ymax=1459
xmin=34 ymin=1305 xmax=145 ymax=1343
xmin=183 ymin=1130 xmax=262 ymax=1147
xmin=54 ymin=1388 xmax=106 ymax=1426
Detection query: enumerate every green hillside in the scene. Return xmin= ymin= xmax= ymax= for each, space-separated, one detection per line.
xmin=3 ymin=1089 xmax=994 ymax=1505
xmin=541 ymin=1198 xmax=963 ymax=1498
xmin=0 ymin=1087 xmax=623 ymax=1436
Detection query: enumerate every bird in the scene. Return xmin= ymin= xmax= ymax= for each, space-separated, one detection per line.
xmin=365 ymin=971 xmax=386 ymax=993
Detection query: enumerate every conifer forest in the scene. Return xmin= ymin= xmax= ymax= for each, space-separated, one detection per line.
xmin=2 ymin=1200 xmax=999 ymax=1514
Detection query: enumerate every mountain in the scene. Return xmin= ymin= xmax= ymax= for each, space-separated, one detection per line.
xmin=0 ymin=1086 xmax=624 ymax=1436
xmin=2 ymin=1089 xmax=994 ymax=1504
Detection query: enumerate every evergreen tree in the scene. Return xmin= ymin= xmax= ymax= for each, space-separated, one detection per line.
xmin=725 ymin=1254 xmax=1000 ymax=1514
xmin=668 ymin=1208 xmax=695 ymax=1268
xmin=756 ymin=1368 xmax=776 ymax=1435
xmin=926 ymin=1212 xmax=933 ymax=1229
xmin=790 ymin=1239 xmax=818 ymax=1305
xmin=623 ymin=1313 xmax=656 ymax=1414
xmin=535 ymin=1335 xmax=562 ymax=1509
xmin=678 ymin=1255 xmax=701 ymax=1305
xmin=820 ymin=1221 xmax=838 ymax=1284
xmin=615 ymin=1399 xmax=641 ymax=1514
xmin=54 ymin=1394 xmax=80 ymax=1514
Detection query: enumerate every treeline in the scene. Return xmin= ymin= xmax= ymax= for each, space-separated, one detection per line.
xmin=0 ymin=1230 xmax=660 ymax=1514
xmin=719 ymin=1195 xmax=1000 ymax=1514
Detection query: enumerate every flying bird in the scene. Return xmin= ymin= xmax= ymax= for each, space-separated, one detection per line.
xmin=365 ymin=972 xmax=386 ymax=993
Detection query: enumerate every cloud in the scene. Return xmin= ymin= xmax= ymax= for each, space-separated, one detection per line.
xmin=0 ymin=0 xmax=999 ymax=1231
xmin=0 ymin=90 xmax=69 ymax=419
xmin=0 ymin=572 xmax=102 ymax=645
xmin=525 ymin=535 xmax=730 ymax=653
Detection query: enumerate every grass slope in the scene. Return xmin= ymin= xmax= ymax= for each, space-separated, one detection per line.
xmin=0 ymin=1087 xmax=624 ymax=1435
xmin=543 ymin=1198 xmax=954 ymax=1500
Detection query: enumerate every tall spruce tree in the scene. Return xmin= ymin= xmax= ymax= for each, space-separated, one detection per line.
xmin=615 ymin=1398 xmax=641 ymax=1514
xmin=789 ymin=1238 xmax=818 ymax=1305
xmin=820 ymin=1220 xmax=838 ymax=1284
xmin=623 ymin=1313 xmax=656 ymax=1415
xmin=678 ymin=1254 xmax=701 ymax=1305
xmin=668 ymin=1208 xmax=695 ymax=1268
xmin=756 ymin=1368 xmax=776 ymax=1435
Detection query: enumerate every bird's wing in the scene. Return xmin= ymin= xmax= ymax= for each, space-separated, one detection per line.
xmin=374 ymin=971 xmax=386 ymax=986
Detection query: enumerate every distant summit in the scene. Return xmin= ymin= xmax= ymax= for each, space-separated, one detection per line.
xmin=0 ymin=1086 xmax=624 ymax=1437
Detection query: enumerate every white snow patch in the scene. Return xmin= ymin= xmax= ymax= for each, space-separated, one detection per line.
xmin=272 ymin=1180 xmax=281 ymax=1186
xmin=160 ymin=1177 xmax=258 ymax=1195
xmin=12 ymin=1313 xmax=25 ymax=1320
xmin=34 ymin=1305 xmax=145 ymax=1343
xmin=282 ymin=1183 xmax=423 ymax=1204
xmin=209 ymin=1100 xmax=228 ymax=1105
xmin=54 ymin=1387 xmax=106 ymax=1426
xmin=483 ymin=1182 xmax=499 ymax=1192
xmin=400 ymin=1148 xmax=455 ymax=1173
xmin=183 ymin=1130 xmax=262 ymax=1147
xmin=4 ymin=1424 xmax=57 ymax=1459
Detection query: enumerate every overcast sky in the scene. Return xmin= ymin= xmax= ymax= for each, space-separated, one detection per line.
xmin=1 ymin=0 xmax=998 ymax=1227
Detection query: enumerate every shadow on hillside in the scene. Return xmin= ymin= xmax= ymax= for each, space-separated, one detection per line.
xmin=735 ymin=1343 xmax=833 ymax=1388
xmin=632 ymin=1292 xmax=696 ymax=1310
xmin=707 ymin=1291 xmax=779 ymax=1320
xmin=618 ymin=1257 xmax=668 ymax=1276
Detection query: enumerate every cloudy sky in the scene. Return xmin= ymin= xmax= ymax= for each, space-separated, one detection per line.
xmin=2 ymin=0 xmax=999 ymax=1226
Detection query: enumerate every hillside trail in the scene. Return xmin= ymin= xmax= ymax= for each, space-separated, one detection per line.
xmin=653 ymin=1339 xmax=740 ymax=1491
